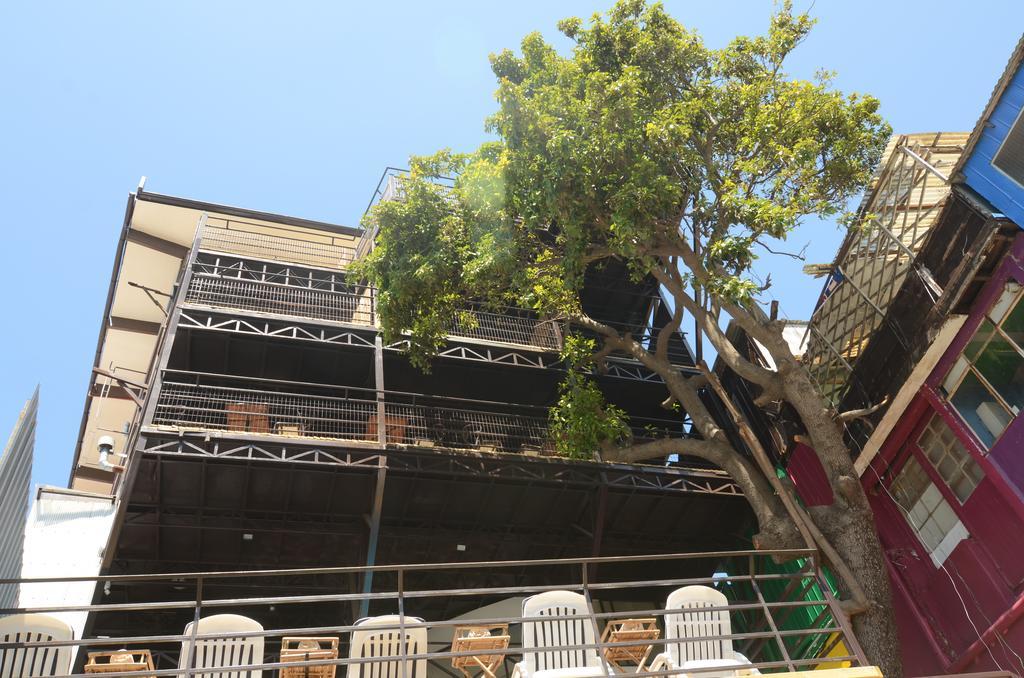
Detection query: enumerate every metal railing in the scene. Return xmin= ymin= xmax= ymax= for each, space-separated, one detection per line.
xmin=183 ymin=262 xmax=691 ymax=366
xmin=149 ymin=371 xmax=686 ymax=455
xmin=186 ymin=269 xmax=375 ymax=326
xmin=451 ymin=304 xmax=563 ymax=351
xmin=0 ymin=549 xmax=873 ymax=677
xmin=199 ymin=219 xmax=358 ymax=271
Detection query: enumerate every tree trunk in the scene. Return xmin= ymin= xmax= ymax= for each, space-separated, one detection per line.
xmin=780 ymin=365 xmax=903 ymax=677
xmin=815 ymin=503 xmax=904 ymax=678
xmin=589 ymin=309 xmax=904 ymax=674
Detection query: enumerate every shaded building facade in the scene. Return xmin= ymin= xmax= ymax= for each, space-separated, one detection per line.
xmin=65 ymin=173 xmax=759 ymax=662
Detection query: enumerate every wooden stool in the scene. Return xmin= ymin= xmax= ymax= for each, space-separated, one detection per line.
xmin=451 ymin=624 xmax=510 ymax=678
xmin=280 ymin=637 xmax=340 ymax=678
xmin=601 ymin=619 xmax=660 ymax=673
xmin=84 ymin=650 xmax=155 ymax=678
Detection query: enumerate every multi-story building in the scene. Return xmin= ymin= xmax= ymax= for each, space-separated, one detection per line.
xmin=0 ymin=157 xmax=903 ymax=678
xmin=56 ymin=172 xmax=792 ymax=663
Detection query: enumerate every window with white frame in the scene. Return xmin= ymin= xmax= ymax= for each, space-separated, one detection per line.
xmin=890 ymin=455 xmax=969 ymax=567
xmin=941 ymin=281 xmax=1024 ymax=448
xmin=916 ymin=414 xmax=985 ymax=503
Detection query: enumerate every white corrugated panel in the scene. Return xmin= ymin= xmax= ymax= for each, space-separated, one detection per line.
xmin=19 ymin=488 xmax=116 ymax=655
xmin=0 ymin=388 xmax=37 ymax=608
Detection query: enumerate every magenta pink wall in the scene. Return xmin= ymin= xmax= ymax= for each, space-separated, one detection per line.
xmin=782 ymin=234 xmax=1024 ymax=673
xmin=787 ymin=443 xmax=834 ymax=506
xmin=859 ymin=233 xmax=1024 ymax=674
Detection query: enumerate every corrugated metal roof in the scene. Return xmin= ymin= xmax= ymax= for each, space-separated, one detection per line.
xmin=954 ymin=33 xmax=1024 ymax=177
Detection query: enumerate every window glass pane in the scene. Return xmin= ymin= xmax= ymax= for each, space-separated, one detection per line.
xmin=988 ymin=282 xmax=1022 ymax=326
xmin=918 ymin=522 xmax=944 ymax=552
xmin=932 ymin=500 xmax=960 ymax=533
xmin=969 ymin=462 xmax=986 ymax=485
xmin=919 ymin=484 xmax=943 ymax=512
xmin=942 ymin=356 xmax=969 ymax=395
xmin=953 ymin=476 xmax=976 ymax=503
xmin=973 ymin=333 xmax=1024 ymax=414
xmin=891 ymin=456 xmax=965 ymax=557
xmin=949 ymin=371 xmax=1007 ymax=448
xmin=917 ymin=414 xmax=985 ymax=503
xmin=937 ymin=456 xmax=958 ymax=481
xmin=965 ymin=319 xmax=997 ymax=361
xmin=999 ymin=289 xmax=1024 ymax=352
xmin=891 ymin=457 xmax=927 ymax=508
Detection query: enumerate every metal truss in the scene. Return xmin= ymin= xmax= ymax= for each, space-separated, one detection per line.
xmin=386 ymin=338 xmax=698 ymax=383
xmin=138 ymin=431 xmax=385 ymax=470
xmin=177 ymin=307 xmax=377 ymax=347
xmin=603 ymin=358 xmax=700 ymax=382
xmin=174 ymin=309 xmax=689 ymax=384
xmin=385 ymin=338 xmax=551 ymax=368
xmin=139 ymin=429 xmax=741 ymax=497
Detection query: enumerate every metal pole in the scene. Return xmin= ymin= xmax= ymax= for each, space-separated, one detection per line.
xmin=398 ymin=569 xmax=408 ymax=678
xmin=374 ymin=335 xmax=387 ymax=448
xmin=748 ymin=557 xmax=795 ymax=672
xmin=360 ymin=460 xmax=388 ymax=617
xmin=185 ymin=576 xmax=204 ymax=676
xmin=582 ymin=562 xmax=613 ymax=678
xmin=815 ymin=557 xmax=870 ymax=666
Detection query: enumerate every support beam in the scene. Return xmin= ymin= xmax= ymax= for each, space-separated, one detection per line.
xmin=588 ymin=482 xmax=609 ymax=581
xmin=108 ymin=316 xmax=164 ymax=335
xmin=126 ymin=228 xmax=191 ymax=259
xmin=374 ymin=335 xmax=386 ymax=448
xmin=360 ymin=460 xmax=388 ymax=617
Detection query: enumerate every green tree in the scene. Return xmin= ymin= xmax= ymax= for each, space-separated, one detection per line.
xmin=356 ymin=2 xmax=900 ymax=672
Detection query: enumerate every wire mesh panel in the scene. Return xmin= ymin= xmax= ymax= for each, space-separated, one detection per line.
xmin=199 ymin=220 xmax=357 ymax=271
xmin=153 ymin=382 xmax=378 ymax=442
xmin=803 ymin=133 xmax=969 ymax=405
xmin=187 ymin=273 xmax=374 ymax=326
xmin=383 ymin=401 xmax=554 ymax=453
xmin=151 ymin=375 xmax=684 ymax=456
xmin=450 ymin=305 xmax=563 ymax=351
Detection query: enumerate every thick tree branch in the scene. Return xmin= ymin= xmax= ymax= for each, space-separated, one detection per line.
xmin=601 ymin=435 xmax=800 ymax=551
xmin=572 ymin=314 xmax=802 ymax=551
xmin=699 ymin=363 xmax=871 ymax=615
xmin=650 ymin=263 xmax=782 ymax=391
xmin=655 ymin=297 xmax=684 ymax=363
xmin=600 ymin=436 xmax=727 ymax=465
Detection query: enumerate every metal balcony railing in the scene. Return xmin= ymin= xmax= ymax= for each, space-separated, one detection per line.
xmin=186 ymin=272 xmax=375 ymax=326
xmin=0 ymin=550 xmax=876 ymax=676
xmin=149 ymin=372 xmax=685 ymax=455
xmin=451 ymin=304 xmax=563 ymax=351
xmin=198 ymin=219 xmax=357 ymax=271
xmin=183 ymin=268 xmax=691 ymax=367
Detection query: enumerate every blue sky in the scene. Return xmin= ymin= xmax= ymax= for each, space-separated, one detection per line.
xmin=1 ymin=1 xmax=1021 ymax=491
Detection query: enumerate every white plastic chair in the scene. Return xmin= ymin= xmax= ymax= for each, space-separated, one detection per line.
xmin=0 ymin=614 xmax=73 ymax=678
xmin=347 ymin=615 xmax=427 ymax=678
xmin=649 ymin=586 xmax=758 ymax=678
xmin=178 ymin=613 xmax=264 ymax=678
xmin=512 ymin=591 xmax=612 ymax=678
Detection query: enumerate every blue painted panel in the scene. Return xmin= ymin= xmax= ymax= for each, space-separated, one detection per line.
xmin=963 ymin=62 xmax=1024 ymax=229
